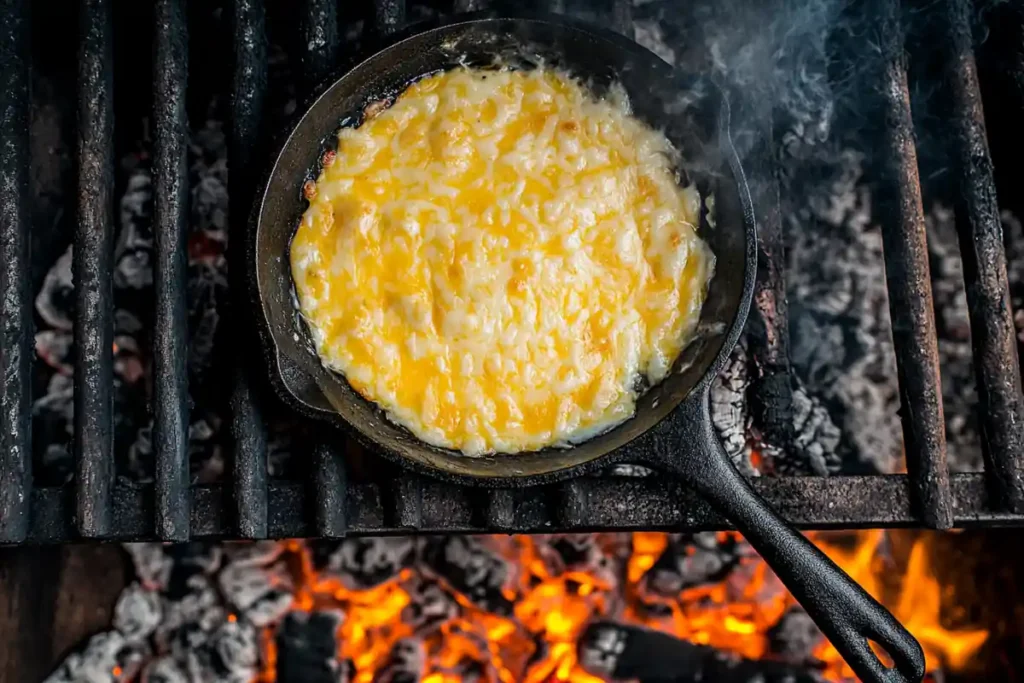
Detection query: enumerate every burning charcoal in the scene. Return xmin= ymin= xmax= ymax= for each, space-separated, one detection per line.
xmin=124 ymin=543 xmax=174 ymax=591
xmin=317 ymin=537 xmax=418 ymax=590
xmin=218 ymin=560 xmax=294 ymax=627
xmin=577 ymin=621 xmax=818 ymax=683
xmin=35 ymin=243 xmax=74 ymax=330
xmin=768 ymin=609 xmax=824 ymax=666
xmin=275 ymin=610 xmax=347 ymax=683
xmin=374 ymin=638 xmax=425 ymax=683
xmin=640 ymin=533 xmax=743 ymax=596
xmin=114 ymin=582 xmax=163 ymax=643
xmin=401 ymin=575 xmax=460 ymax=633
xmin=141 ymin=657 xmax=190 ymax=683
xmin=421 ymin=536 xmax=514 ymax=615
xmin=534 ymin=535 xmax=621 ymax=590
xmin=44 ymin=631 xmax=149 ymax=683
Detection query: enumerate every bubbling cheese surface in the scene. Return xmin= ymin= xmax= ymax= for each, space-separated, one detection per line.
xmin=290 ymin=67 xmax=715 ymax=455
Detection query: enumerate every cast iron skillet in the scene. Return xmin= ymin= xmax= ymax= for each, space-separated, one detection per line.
xmin=250 ymin=13 xmax=925 ymax=683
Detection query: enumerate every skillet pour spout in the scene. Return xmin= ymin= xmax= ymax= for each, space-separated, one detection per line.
xmin=250 ymin=13 xmax=925 ymax=683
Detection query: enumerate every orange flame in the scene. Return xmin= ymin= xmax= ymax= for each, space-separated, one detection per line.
xmin=251 ymin=531 xmax=986 ymax=683
xmin=812 ymin=530 xmax=989 ymax=679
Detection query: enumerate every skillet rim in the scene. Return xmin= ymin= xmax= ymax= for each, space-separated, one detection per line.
xmin=249 ymin=11 xmax=759 ymax=487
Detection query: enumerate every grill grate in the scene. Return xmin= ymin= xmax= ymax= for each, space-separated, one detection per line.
xmin=1 ymin=0 xmax=1024 ymax=544
xmin=874 ymin=0 xmax=953 ymax=529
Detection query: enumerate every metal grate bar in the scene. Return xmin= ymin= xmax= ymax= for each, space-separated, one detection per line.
xmin=311 ymin=442 xmax=347 ymax=537
xmin=22 ymin=473 xmax=1019 ymax=542
xmin=230 ymin=0 xmax=269 ymax=539
xmin=0 ymin=0 xmax=32 ymax=543
xmin=230 ymin=368 xmax=268 ymax=538
xmin=746 ymin=123 xmax=798 ymax=469
xmin=938 ymin=0 xmax=1024 ymax=512
xmin=374 ymin=0 xmax=404 ymax=35
xmin=453 ymin=0 xmax=485 ymax=12
xmin=298 ymin=0 xmax=348 ymax=538
xmin=873 ymin=0 xmax=953 ymax=529
xmin=558 ymin=480 xmax=588 ymax=527
xmin=299 ymin=0 xmax=339 ymax=98
xmin=74 ymin=0 xmax=116 ymax=538
xmin=612 ymin=0 xmax=632 ymax=36
xmin=152 ymin=0 xmax=191 ymax=541
xmin=389 ymin=477 xmax=424 ymax=529
xmin=484 ymin=489 xmax=515 ymax=529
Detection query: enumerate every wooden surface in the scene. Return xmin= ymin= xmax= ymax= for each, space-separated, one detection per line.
xmin=0 ymin=544 xmax=127 ymax=682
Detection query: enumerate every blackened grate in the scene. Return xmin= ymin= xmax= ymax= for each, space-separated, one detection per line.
xmin=1 ymin=0 xmax=1024 ymax=544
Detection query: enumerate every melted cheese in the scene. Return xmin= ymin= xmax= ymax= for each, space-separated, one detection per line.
xmin=291 ymin=67 xmax=715 ymax=455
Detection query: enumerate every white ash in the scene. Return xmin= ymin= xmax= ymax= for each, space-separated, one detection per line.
xmin=140 ymin=657 xmax=190 ymax=683
xmin=788 ymin=376 xmax=842 ymax=476
xmin=44 ymin=631 xmax=149 ymax=683
xmin=219 ymin=560 xmax=294 ymax=627
xmin=114 ymin=582 xmax=164 ymax=643
xmin=711 ymin=341 xmax=757 ymax=475
xmin=785 ymin=148 xmax=904 ymax=474
xmin=208 ymin=620 xmax=261 ymax=680
xmin=222 ymin=540 xmax=284 ymax=568
xmin=35 ymin=329 xmax=73 ymax=375
xmin=35 ymin=242 xmax=73 ymax=330
xmin=154 ymin=573 xmax=225 ymax=652
xmin=315 ymin=537 xmax=418 ymax=590
xmin=124 ymin=543 xmax=174 ymax=591
xmin=114 ymin=168 xmax=154 ymax=290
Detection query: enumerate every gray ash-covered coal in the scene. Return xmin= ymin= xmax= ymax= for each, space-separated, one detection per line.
xmin=47 ymin=533 xmax=836 ymax=683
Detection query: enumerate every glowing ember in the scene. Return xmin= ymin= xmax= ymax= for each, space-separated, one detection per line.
xmin=245 ymin=531 xmax=986 ymax=683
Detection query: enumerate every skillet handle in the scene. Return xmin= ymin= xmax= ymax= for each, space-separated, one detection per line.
xmin=651 ymin=392 xmax=925 ymax=683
